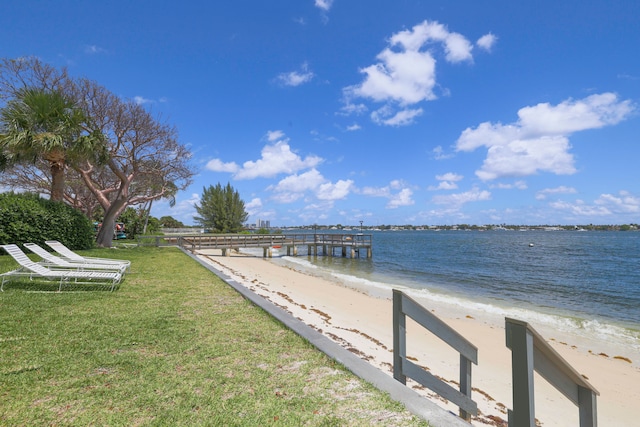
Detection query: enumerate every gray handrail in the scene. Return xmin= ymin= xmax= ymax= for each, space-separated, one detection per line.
xmin=392 ymin=290 xmax=478 ymax=421
xmin=505 ymin=318 xmax=599 ymax=427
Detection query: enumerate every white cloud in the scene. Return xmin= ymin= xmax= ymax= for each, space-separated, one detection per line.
xmin=205 ymin=158 xmax=239 ymax=173
xmin=435 ymin=172 xmax=463 ymax=182
xmin=206 ymin=133 xmax=322 ymax=180
xmin=133 ymin=95 xmax=167 ymax=105
xmin=549 ymin=200 xmax=611 ymax=217
xmin=544 ymin=191 xmax=639 ymax=220
xmin=456 ymin=93 xmax=635 ymax=181
xmin=337 ymin=102 xmax=368 ymax=116
xmin=346 ymin=123 xmax=361 ymax=131
xmin=371 ymin=107 xmax=423 ymax=126
xmin=518 ymin=93 xmax=633 ymax=135
xmin=314 ymin=0 xmax=334 ymax=11
xmin=432 ymin=187 xmax=491 ymax=208
xmin=432 ymin=145 xmax=454 ymax=160
xmin=269 ymin=169 xmax=353 ymax=203
xmin=276 ymin=63 xmax=314 ymax=87
xmin=387 ymin=188 xmax=414 ymax=208
xmin=342 ymin=20 xmax=479 ymax=127
xmin=476 ymin=33 xmax=497 ymax=52
xmin=350 ymin=49 xmax=437 ymax=105
xmin=492 ymin=180 xmax=528 ymax=190
xmin=235 ymin=140 xmax=323 ymax=180
xmin=245 ymin=198 xmax=263 ymax=216
xmin=271 ymin=169 xmax=325 ymax=194
xmin=429 ymin=181 xmax=458 ymax=191
xmin=266 ymin=130 xmax=285 ymax=142
xmin=134 ymin=96 xmax=152 ymax=105
xmin=594 ymin=190 xmax=640 ymax=213
xmin=317 ymin=180 xmax=354 ymax=201
xmin=535 ymin=186 xmax=577 ymax=200
xmin=428 ymin=172 xmax=464 ymax=190
xmin=360 ymin=180 xmax=415 ymax=208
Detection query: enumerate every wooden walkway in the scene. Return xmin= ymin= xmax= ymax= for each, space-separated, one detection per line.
xmin=138 ymin=233 xmax=372 ymax=258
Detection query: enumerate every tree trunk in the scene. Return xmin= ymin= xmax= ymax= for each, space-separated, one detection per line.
xmin=142 ymin=199 xmax=152 ymax=234
xmin=95 ymin=198 xmax=127 ymax=247
xmin=50 ymin=162 xmax=65 ymax=201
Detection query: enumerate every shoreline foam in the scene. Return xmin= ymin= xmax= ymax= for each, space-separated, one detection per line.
xmin=197 ymin=249 xmax=640 ymax=426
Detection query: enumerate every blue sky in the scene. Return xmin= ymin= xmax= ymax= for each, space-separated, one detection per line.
xmin=2 ymin=1 xmax=640 ymax=227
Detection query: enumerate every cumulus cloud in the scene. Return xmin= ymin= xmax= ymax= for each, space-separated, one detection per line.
xmin=317 ymin=180 xmax=354 ymax=200
xmin=360 ymin=180 xmax=415 ymax=208
xmin=595 ymin=190 xmax=640 ymax=213
xmin=205 ymin=158 xmax=239 ymax=173
xmin=342 ymin=20 xmax=489 ymax=126
xmin=549 ymin=200 xmax=611 ymax=217
xmin=476 ymin=33 xmax=497 ymax=51
xmin=428 ymin=172 xmax=464 ymax=190
xmin=266 ymin=130 xmax=285 ymax=142
xmin=346 ymin=123 xmax=361 ymax=131
xmin=456 ymin=93 xmax=634 ymax=181
xmin=432 ymin=187 xmax=491 ymax=208
xmin=269 ymin=168 xmax=354 ymax=203
xmin=206 ymin=131 xmax=323 ymax=179
xmin=275 ymin=63 xmax=314 ymax=87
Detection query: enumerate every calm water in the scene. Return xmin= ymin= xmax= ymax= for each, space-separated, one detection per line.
xmin=276 ymin=230 xmax=640 ymax=345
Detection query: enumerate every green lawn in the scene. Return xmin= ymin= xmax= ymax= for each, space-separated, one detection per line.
xmin=0 ymin=246 xmax=428 ymax=426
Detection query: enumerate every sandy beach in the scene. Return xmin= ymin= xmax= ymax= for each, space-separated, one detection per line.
xmin=197 ymin=249 xmax=640 ymax=426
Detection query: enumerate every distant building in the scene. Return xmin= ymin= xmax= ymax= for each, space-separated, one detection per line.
xmin=256 ymin=219 xmax=271 ymax=229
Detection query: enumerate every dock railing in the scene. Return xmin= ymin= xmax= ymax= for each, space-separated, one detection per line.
xmin=505 ymin=318 xmax=599 ymax=427
xmin=136 ymin=233 xmax=373 ymax=258
xmin=392 ymin=290 xmax=478 ymax=421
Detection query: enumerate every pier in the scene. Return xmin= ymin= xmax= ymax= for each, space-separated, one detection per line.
xmin=137 ymin=233 xmax=373 ymax=258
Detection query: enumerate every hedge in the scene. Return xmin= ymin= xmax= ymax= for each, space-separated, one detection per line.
xmin=0 ymin=192 xmax=94 ymax=250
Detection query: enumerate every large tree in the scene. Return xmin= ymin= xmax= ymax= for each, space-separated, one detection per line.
xmin=0 ymin=57 xmax=195 ymax=247
xmin=71 ymin=80 xmax=194 ymax=247
xmin=194 ymin=183 xmax=248 ymax=233
xmin=0 ymin=87 xmax=105 ymax=201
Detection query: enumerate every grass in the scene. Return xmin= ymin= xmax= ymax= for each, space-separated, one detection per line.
xmin=0 ymin=246 xmax=429 ymax=426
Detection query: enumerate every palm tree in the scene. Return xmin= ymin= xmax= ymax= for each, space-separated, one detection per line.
xmin=0 ymin=87 xmax=105 ymax=201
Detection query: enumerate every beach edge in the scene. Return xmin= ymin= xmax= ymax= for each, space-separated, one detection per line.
xmin=182 ymin=247 xmax=471 ymax=427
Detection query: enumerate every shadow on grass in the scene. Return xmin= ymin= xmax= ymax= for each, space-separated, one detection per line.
xmin=1 ymin=279 xmax=120 ymax=293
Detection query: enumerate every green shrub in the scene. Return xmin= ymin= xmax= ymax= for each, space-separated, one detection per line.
xmin=0 ymin=192 xmax=94 ymax=250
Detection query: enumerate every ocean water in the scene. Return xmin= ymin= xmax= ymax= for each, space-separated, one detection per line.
xmin=273 ymin=229 xmax=640 ymax=352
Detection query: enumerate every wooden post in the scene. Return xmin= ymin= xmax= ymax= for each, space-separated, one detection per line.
xmin=392 ymin=290 xmax=407 ymax=384
xmin=507 ymin=321 xmax=536 ymax=427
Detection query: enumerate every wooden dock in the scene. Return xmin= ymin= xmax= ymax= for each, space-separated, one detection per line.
xmin=137 ymin=233 xmax=372 ymax=258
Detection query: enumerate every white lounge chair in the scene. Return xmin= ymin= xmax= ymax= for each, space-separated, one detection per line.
xmin=45 ymin=240 xmax=131 ymax=271
xmin=24 ymin=243 xmax=128 ymax=274
xmin=0 ymin=244 xmax=122 ymax=292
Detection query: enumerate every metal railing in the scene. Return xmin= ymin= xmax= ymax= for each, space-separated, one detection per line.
xmin=505 ymin=318 xmax=599 ymax=427
xmin=392 ymin=290 xmax=478 ymax=421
